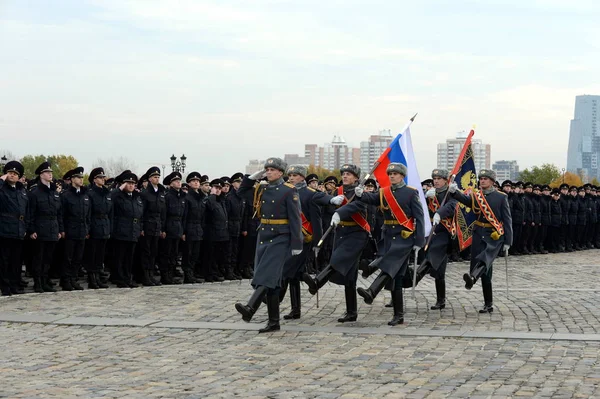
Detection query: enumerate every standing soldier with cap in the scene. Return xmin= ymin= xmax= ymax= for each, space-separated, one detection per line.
xmin=182 ymin=172 xmax=205 ymax=283
xmin=306 ymin=174 xmax=319 ymax=191
xmin=0 ymin=161 xmax=28 ymax=295
xmin=235 ymin=157 xmax=303 ymax=333
xmin=60 ymin=167 xmax=91 ymax=291
xmin=413 ymin=168 xmax=456 ymax=310
xmin=559 ymin=183 xmax=570 ymax=251
xmin=353 ymin=163 xmax=424 ymax=325
xmin=567 ymin=186 xmax=579 ymax=251
xmin=226 ymin=173 xmax=246 ymax=280
xmin=28 ymin=162 xmax=64 ymax=293
xmin=280 ymin=164 xmax=323 ymax=320
xmin=548 ymin=188 xmax=562 ymax=253
xmin=110 ymin=172 xmax=143 ymax=288
xmin=205 ymin=178 xmax=229 ymax=282
xmin=317 ymin=175 xmax=339 ymax=270
xmin=448 ymin=169 xmax=512 ymax=313
xmin=85 ymin=167 xmax=111 ymax=289
xmin=159 ymin=171 xmax=187 ymax=284
xmin=139 ymin=166 xmax=166 ymax=286
xmin=302 ymin=164 xmax=368 ymax=323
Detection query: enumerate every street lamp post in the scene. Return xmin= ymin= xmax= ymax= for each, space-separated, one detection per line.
xmin=0 ymin=155 xmax=6 ymax=169
xmin=562 ymin=168 xmax=566 ymax=184
xmin=170 ymin=154 xmax=187 ymax=174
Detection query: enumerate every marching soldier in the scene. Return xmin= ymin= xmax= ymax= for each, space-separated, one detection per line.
xmin=60 ymin=167 xmax=90 ymax=291
xmin=415 ymin=168 xmax=456 ymax=310
xmin=28 ymin=162 xmax=64 ymax=293
xmin=159 ymin=171 xmax=187 ymax=285
xmin=317 ymin=175 xmax=339 ymax=270
xmin=235 ymin=157 xmax=303 ymax=333
xmin=182 ymin=172 xmax=205 ymax=283
xmin=280 ymin=164 xmax=323 ymax=320
xmin=302 ymin=164 xmax=367 ymax=323
xmin=110 ymin=172 xmax=143 ymax=287
xmin=139 ymin=167 xmax=166 ymax=286
xmin=0 ymin=161 xmax=28 ymax=296
xmin=448 ymin=169 xmax=512 ymax=313
xmin=85 ymin=167 xmax=111 ymax=289
xmin=354 ymin=163 xmax=424 ymax=325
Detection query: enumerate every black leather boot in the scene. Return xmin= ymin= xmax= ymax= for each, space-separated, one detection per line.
xmin=414 ymin=260 xmax=432 ymax=287
xmin=95 ymin=273 xmax=109 ymax=288
xmin=88 ymin=273 xmax=100 ymax=289
xmin=43 ymin=278 xmax=57 ymax=292
xmin=361 ymin=257 xmax=382 ymax=279
xmin=183 ymin=270 xmax=197 ymax=284
xmin=278 ymin=279 xmax=289 ymax=303
xmin=388 ymin=289 xmax=404 ymax=326
xmin=284 ymin=279 xmax=301 ymax=320
xmin=259 ymin=294 xmax=281 ymax=333
xmin=141 ymin=270 xmax=155 ymax=286
xmin=338 ymin=285 xmax=358 ymax=323
xmin=357 ymin=272 xmax=391 ymax=305
xmin=302 ymin=264 xmax=333 ymax=295
xmin=33 ymin=277 xmax=44 ymax=293
xmin=161 ymin=269 xmax=174 ymax=285
xmin=71 ymin=278 xmax=84 ymax=290
xmin=235 ymin=286 xmax=268 ymax=322
xmin=430 ymin=279 xmax=446 ymax=310
xmin=60 ymin=278 xmax=73 ymax=292
xmin=479 ymin=279 xmax=493 ymax=313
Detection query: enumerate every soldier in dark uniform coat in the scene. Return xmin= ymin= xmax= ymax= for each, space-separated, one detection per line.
xmin=239 ymin=184 xmax=259 ymax=279
xmin=317 ymin=175 xmax=339 ymax=271
xmin=139 ymin=167 xmax=166 ymax=286
xmin=559 ymin=183 xmax=570 ymax=251
xmin=354 ymin=163 xmax=425 ymax=325
xmin=585 ymin=185 xmax=597 ymax=248
xmin=413 ymin=168 xmax=457 ymax=310
xmin=548 ymin=189 xmax=562 ymax=253
xmin=528 ymin=184 xmax=542 ymax=254
xmin=159 ymin=172 xmax=187 ymax=284
xmin=60 ymin=167 xmax=91 ymax=291
xmin=538 ymin=185 xmax=551 ymax=254
xmin=280 ymin=165 xmax=324 ymax=320
xmin=449 ymin=169 xmax=513 ymax=313
xmin=576 ymin=186 xmax=589 ymax=249
xmin=28 ymin=162 xmax=64 ymax=293
xmin=181 ymin=172 xmax=205 ymax=284
xmin=225 ymin=173 xmax=246 ymax=279
xmin=0 ymin=161 xmax=28 ymax=296
xmin=303 ymin=164 xmax=368 ymax=323
xmin=85 ymin=167 xmax=112 ymax=289
xmin=205 ymin=179 xmax=229 ymax=282
xmin=566 ymin=186 xmax=579 ymax=251
xmin=504 ymin=181 xmax=522 ymax=255
xmin=521 ymin=182 xmax=535 ymax=254
xmin=235 ymin=158 xmax=303 ymax=333
xmin=110 ymin=172 xmax=143 ymax=287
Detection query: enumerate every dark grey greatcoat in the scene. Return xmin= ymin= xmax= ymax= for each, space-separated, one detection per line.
xmin=423 ymin=187 xmax=456 ymax=279
xmin=452 ymin=188 xmax=513 ymax=276
xmin=183 ymin=189 xmax=206 ymax=241
xmin=27 ymin=182 xmax=64 ymax=241
xmin=110 ymin=190 xmax=144 ymax=242
xmin=87 ymin=184 xmax=113 ymax=240
xmin=359 ymin=183 xmax=425 ymax=279
xmin=282 ymin=183 xmax=323 ymax=280
xmin=238 ymin=177 xmax=302 ymax=289
xmin=0 ymin=180 xmax=28 ymax=240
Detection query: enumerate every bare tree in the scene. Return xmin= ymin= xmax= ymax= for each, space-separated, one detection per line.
xmin=93 ymin=156 xmax=138 ymax=178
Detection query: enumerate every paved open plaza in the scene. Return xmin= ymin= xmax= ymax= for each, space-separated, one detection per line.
xmin=2 ymin=251 xmax=600 ymax=398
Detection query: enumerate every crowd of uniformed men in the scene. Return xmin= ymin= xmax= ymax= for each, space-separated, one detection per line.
xmin=0 ymin=158 xmax=598 ymax=332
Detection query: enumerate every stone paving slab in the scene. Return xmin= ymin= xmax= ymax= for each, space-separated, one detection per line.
xmin=53 ymin=316 xmax=158 ymax=327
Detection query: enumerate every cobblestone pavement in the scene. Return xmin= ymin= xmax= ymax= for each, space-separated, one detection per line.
xmin=1 ymin=251 xmax=600 ymax=398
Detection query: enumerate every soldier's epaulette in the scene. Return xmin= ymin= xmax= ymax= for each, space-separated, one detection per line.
xmin=498 ymin=191 xmax=507 ymax=196
xmin=284 ymin=182 xmax=295 ymax=189
xmin=406 ymin=185 xmax=417 ymax=191
xmin=307 ymin=187 xmax=316 ymax=192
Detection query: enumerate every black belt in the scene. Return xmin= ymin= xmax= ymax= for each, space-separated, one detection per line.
xmin=38 ymin=215 xmax=57 ymax=220
xmin=94 ymin=214 xmax=109 ymax=219
xmin=117 ymin=216 xmax=139 ymax=223
xmin=1 ymin=213 xmax=25 ymax=221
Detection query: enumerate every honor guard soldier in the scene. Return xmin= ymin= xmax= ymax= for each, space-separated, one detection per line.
xmin=353 ymin=163 xmax=425 ymax=325
xmin=28 ymin=162 xmax=64 ymax=293
xmin=0 ymin=161 xmax=28 ymax=295
xmin=110 ymin=172 xmax=143 ymax=287
xmin=280 ymin=164 xmax=324 ymax=320
xmin=235 ymin=157 xmax=303 ymax=333
xmin=60 ymin=167 xmax=91 ymax=291
xmin=302 ymin=164 xmax=369 ymax=323
xmin=414 ymin=168 xmax=457 ymax=310
xmin=139 ymin=166 xmax=166 ymax=285
xmin=159 ymin=171 xmax=187 ymax=284
xmin=182 ymin=172 xmax=206 ymax=283
xmin=85 ymin=167 xmax=111 ymax=289
xmin=448 ymin=169 xmax=512 ymax=313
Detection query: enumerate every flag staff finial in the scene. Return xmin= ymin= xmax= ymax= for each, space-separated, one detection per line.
xmin=410 ymin=112 xmax=418 ymax=122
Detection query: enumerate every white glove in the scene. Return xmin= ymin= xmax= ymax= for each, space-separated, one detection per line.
xmin=291 ymin=249 xmax=302 ymax=256
xmin=413 ymin=246 xmax=421 ymax=252
xmin=432 ymin=213 xmax=441 ymax=226
xmin=448 ymin=182 xmax=458 ymax=193
xmin=331 ymin=212 xmax=340 ymax=226
xmin=425 ymin=188 xmax=436 ymax=199
xmin=354 ymin=185 xmax=364 ymax=197
xmin=503 ymin=244 xmax=510 ymax=253
xmin=249 ymin=170 xmax=265 ymax=180
xmin=313 ymin=247 xmax=320 ymax=257
xmin=330 ymin=195 xmax=345 ymax=206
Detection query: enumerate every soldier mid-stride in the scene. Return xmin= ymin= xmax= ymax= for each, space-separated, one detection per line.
xmin=354 ymin=163 xmax=425 ymax=326
xmin=448 ymin=169 xmax=513 ymax=314
xmin=235 ymin=158 xmax=303 ymax=333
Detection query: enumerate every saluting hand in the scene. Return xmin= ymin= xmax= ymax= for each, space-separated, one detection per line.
xmin=30 ymin=232 xmax=37 ymax=240
xmin=0 ymin=174 xmax=6 ymax=181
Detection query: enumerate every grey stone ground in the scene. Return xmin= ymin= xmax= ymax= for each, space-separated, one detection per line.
xmin=1 ymin=251 xmax=600 ymax=398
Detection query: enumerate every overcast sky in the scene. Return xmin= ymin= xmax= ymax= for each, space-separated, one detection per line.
xmin=1 ymin=0 xmax=599 ymax=178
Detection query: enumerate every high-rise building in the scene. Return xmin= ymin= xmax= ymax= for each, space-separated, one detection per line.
xmin=567 ymin=95 xmax=600 ymax=180
xmin=360 ymin=130 xmax=393 ymax=174
xmin=245 ymin=159 xmax=265 ymax=175
xmin=492 ymin=160 xmax=520 ymax=182
xmin=437 ymin=131 xmax=491 ymax=173
xmin=283 ymin=154 xmax=310 ymax=167
xmin=304 ymin=136 xmax=358 ymax=171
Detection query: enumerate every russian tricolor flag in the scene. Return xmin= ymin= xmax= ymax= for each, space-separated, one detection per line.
xmin=373 ymin=123 xmax=432 ymax=236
